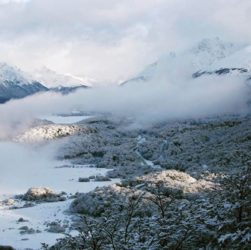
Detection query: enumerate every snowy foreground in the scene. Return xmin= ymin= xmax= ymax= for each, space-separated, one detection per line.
xmin=0 ymin=163 xmax=116 ymax=249
xmin=0 ymin=114 xmax=250 ymax=249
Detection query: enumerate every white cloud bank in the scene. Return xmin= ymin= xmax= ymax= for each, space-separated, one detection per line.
xmin=0 ymin=72 xmax=249 ymax=139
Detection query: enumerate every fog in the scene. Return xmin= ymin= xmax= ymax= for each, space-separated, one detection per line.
xmin=0 ymin=141 xmax=60 ymax=196
xmin=0 ymin=73 xmax=249 ymax=137
xmin=1 ymin=71 xmax=249 ymax=196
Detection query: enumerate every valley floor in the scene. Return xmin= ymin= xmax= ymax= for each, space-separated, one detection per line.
xmin=0 ymin=114 xmax=250 ymax=249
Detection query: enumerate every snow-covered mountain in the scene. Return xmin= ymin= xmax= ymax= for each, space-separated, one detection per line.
xmin=33 ymin=67 xmax=92 ymax=88
xmin=120 ymin=37 xmax=250 ymax=86
xmin=0 ymin=64 xmax=92 ymax=104
xmin=0 ymin=63 xmax=48 ymax=103
xmin=189 ymin=37 xmax=241 ymax=68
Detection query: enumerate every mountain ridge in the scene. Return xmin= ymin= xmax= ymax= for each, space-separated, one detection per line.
xmin=0 ymin=63 xmax=90 ymax=103
xmin=120 ymin=37 xmax=250 ymax=86
xmin=0 ymin=63 xmax=48 ymax=103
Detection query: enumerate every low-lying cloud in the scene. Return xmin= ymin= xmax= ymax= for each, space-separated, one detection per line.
xmin=0 ymin=73 xmax=249 ymax=138
xmin=0 ymin=140 xmax=62 ymax=196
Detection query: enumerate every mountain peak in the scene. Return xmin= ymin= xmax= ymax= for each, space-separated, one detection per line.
xmin=0 ymin=62 xmax=32 ymax=85
xmin=33 ymin=67 xmax=92 ymax=88
xmin=0 ymin=62 xmax=48 ymax=103
xmin=121 ymin=37 xmax=250 ymax=86
xmin=189 ymin=37 xmax=242 ymax=68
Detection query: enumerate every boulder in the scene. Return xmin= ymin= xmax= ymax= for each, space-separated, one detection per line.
xmin=78 ymin=177 xmax=90 ymax=182
xmin=22 ymin=187 xmax=66 ymax=202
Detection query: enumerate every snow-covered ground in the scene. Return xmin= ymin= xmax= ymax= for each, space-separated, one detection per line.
xmin=0 ymin=141 xmax=114 ymax=197
xmin=0 ymin=200 xmax=71 ymax=249
xmin=0 ymin=115 xmax=118 ymax=249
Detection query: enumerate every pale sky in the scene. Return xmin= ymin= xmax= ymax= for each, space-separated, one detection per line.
xmin=0 ymin=0 xmax=251 ymax=84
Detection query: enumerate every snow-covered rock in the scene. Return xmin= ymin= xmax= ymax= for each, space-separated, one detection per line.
xmin=14 ymin=124 xmax=95 ymax=143
xmin=50 ymin=84 xmax=89 ymax=95
xmin=192 ymin=67 xmax=249 ymax=78
xmin=20 ymin=187 xmax=65 ymax=202
xmin=126 ymin=169 xmax=215 ymax=194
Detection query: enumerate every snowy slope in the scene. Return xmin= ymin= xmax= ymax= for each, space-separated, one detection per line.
xmin=0 ymin=63 xmax=48 ymax=103
xmin=33 ymin=67 xmax=92 ymax=88
xmin=207 ymin=45 xmax=251 ymax=71
xmin=189 ymin=37 xmax=241 ymax=69
xmin=121 ymin=37 xmax=248 ymax=86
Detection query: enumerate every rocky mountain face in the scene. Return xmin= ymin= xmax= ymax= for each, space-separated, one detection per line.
xmin=50 ymin=85 xmax=89 ymax=95
xmin=0 ymin=63 xmax=48 ymax=103
xmin=192 ymin=68 xmax=248 ymax=78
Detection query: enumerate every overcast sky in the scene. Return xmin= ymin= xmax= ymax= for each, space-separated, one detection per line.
xmin=0 ymin=0 xmax=251 ymax=84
